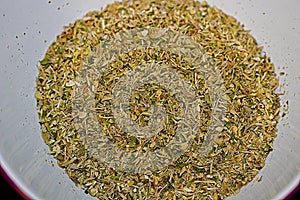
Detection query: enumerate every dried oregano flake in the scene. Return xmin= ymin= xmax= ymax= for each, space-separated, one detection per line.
xmin=36 ymin=0 xmax=280 ymax=199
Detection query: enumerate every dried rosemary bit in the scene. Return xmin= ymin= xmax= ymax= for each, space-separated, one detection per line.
xmin=36 ymin=0 xmax=280 ymax=199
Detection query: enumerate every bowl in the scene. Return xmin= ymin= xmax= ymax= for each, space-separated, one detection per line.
xmin=0 ymin=0 xmax=299 ymax=199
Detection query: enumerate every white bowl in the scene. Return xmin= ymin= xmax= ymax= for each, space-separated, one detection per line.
xmin=0 ymin=0 xmax=299 ymax=199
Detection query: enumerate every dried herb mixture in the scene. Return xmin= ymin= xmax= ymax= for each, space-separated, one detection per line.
xmin=36 ymin=0 xmax=280 ymax=199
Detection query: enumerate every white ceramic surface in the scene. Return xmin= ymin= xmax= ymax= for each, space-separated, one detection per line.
xmin=0 ymin=0 xmax=299 ymax=199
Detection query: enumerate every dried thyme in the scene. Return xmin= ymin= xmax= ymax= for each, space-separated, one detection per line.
xmin=36 ymin=0 xmax=280 ymax=199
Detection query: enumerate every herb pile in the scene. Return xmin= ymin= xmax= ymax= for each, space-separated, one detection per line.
xmin=36 ymin=0 xmax=280 ymax=199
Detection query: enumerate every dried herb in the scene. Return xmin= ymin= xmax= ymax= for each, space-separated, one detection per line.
xmin=36 ymin=0 xmax=280 ymax=199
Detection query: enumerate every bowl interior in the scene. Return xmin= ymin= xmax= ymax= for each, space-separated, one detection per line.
xmin=0 ymin=0 xmax=299 ymax=199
